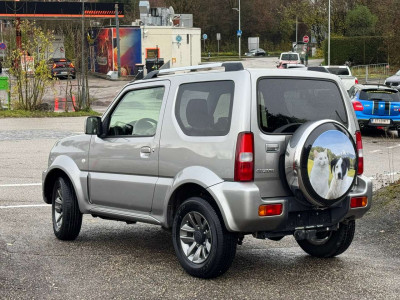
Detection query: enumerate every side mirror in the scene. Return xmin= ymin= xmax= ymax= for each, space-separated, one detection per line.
xmin=85 ymin=116 xmax=103 ymax=136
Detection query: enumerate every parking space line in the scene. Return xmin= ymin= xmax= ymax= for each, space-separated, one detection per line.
xmin=386 ymin=144 xmax=400 ymax=149
xmin=370 ymin=149 xmax=382 ymax=153
xmin=0 ymin=183 xmax=41 ymax=187
xmin=0 ymin=204 xmax=49 ymax=209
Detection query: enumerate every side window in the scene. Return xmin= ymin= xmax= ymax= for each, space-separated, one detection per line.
xmin=108 ymin=86 xmax=165 ymax=136
xmin=175 ymin=81 xmax=234 ymax=136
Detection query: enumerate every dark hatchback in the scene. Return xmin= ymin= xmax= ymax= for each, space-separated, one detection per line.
xmin=48 ymin=58 xmax=76 ymax=79
xmin=348 ymin=84 xmax=400 ymax=135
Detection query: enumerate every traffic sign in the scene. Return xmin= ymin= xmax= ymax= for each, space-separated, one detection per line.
xmin=303 ymin=35 xmax=309 ymax=43
xmin=202 ymin=34 xmax=208 ymax=40
xmin=0 ymin=43 xmax=6 ymax=50
xmin=176 ymin=35 xmax=182 ymax=43
xmin=237 ymin=30 xmax=242 ymax=37
xmin=216 ymin=33 xmax=221 ymax=41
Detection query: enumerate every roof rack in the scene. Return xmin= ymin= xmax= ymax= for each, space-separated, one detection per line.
xmin=143 ymin=62 xmax=244 ymax=80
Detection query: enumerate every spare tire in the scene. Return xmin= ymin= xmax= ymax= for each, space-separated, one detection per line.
xmin=285 ymin=120 xmax=357 ymax=207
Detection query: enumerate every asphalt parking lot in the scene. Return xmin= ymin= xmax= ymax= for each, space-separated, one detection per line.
xmin=1 ymin=117 xmax=400 ymax=299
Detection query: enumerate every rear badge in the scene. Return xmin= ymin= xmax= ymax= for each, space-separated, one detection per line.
xmin=256 ymin=169 xmax=275 ymax=174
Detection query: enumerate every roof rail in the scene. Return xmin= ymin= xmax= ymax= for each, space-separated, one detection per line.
xmin=143 ymin=62 xmax=244 ymax=80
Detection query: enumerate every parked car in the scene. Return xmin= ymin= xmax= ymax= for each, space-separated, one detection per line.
xmin=277 ymin=52 xmax=301 ymax=68
xmin=384 ymin=70 xmax=400 ymax=89
xmin=245 ymin=48 xmax=267 ymax=57
xmin=348 ymin=84 xmax=400 ymax=135
xmin=284 ymin=63 xmax=307 ymax=69
xmin=323 ymin=65 xmax=358 ymax=91
xmin=48 ymin=58 xmax=76 ymax=79
xmin=43 ymin=62 xmax=371 ymax=279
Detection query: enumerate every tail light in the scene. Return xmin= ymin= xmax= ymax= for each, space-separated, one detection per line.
xmin=234 ymin=132 xmax=254 ymax=181
xmin=52 ymin=63 xmax=56 ymax=69
xmin=355 ymin=130 xmax=363 ymax=175
xmin=355 ymin=77 xmax=359 ymax=84
xmin=352 ymin=100 xmax=363 ymax=111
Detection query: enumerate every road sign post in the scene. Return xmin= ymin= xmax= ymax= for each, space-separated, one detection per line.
xmin=216 ymin=33 xmax=221 ymax=56
xmin=202 ymin=33 xmax=207 ymax=53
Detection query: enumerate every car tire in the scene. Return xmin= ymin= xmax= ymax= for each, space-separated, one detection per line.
xmin=172 ymin=197 xmax=237 ymax=279
xmin=296 ymin=220 xmax=355 ymax=258
xmin=52 ymin=177 xmax=82 ymax=240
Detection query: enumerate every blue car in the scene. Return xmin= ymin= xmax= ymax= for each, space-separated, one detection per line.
xmin=348 ymin=84 xmax=400 ymax=135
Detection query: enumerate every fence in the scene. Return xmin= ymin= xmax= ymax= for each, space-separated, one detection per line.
xmin=351 ymin=63 xmax=390 ymax=84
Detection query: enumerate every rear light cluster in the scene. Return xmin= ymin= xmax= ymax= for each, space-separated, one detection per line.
xmin=355 ymin=130 xmax=363 ymax=175
xmin=352 ymin=100 xmax=363 ymax=111
xmin=234 ymin=132 xmax=254 ymax=181
xmin=355 ymin=78 xmax=359 ymax=84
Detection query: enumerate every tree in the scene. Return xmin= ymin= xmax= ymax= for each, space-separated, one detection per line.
xmin=7 ymin=20 xmax=54 ymax=111
xmin=345 ymin=5 xmax=377 ymax=36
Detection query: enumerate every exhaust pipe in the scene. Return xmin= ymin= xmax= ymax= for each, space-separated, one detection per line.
xmin=359 ymin=122 xmax=365 ymax=128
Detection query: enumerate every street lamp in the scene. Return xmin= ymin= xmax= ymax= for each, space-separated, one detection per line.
xmin=232 ymin=0 xmax=241 ymax=59
xmin=328 ymin=0 xmax=331 ymax=66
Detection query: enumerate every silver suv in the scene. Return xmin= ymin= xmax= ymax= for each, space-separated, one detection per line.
xmin=43 ymin=63 xmax=372 ymax=278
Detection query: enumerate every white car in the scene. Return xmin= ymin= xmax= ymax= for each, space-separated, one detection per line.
xmin=277 ymin=52 xmax=301 ymax=68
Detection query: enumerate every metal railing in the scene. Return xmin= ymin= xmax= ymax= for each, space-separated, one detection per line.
xmin=351 ymin=63 xmax=390 ymax=83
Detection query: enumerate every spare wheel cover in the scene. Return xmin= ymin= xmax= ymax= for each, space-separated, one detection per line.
xmin=285 ymin=120 xmax=357 ymax=207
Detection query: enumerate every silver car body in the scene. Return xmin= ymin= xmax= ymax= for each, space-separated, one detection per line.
xmin=43 ymin=68 xmax=372 ymax=233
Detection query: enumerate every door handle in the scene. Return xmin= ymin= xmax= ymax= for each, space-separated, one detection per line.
xmin=266 ymin=143 xmax=279 ymax=152
xmin=140 ymin=146 xmax=151 ymax=154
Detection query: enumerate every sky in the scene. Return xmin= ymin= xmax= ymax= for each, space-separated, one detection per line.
xmin=312 ymin=130 xmax=355 ymax=157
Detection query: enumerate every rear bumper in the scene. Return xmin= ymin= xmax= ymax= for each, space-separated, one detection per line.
xmin=208 ymin=175 xmax=372 ymax=233
xmin=357 ymin=118 xmax=400 ymax=130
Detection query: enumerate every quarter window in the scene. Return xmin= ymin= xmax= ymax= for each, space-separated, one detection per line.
xmin=108 ymin=86 xmax=165 ymax=136
xmin=175 ymin=81 xmax=234 ymax=136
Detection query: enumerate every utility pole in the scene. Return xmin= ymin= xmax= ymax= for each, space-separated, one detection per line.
xmin=238 ymin=0 xmax=241 ymax=59
xmin=115 ymin=4 xmax=121 ymax=77
xmin=296 ymin=16 xmax=299 ymax=46
xmin=81 ymin=0 xmax=86 ymax=107
xmin=328 ymin=0 xmax=331 ymax=66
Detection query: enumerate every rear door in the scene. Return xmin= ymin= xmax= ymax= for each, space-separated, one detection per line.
xmin=88 ymin=81 xmax=169 ymax=212
xmin=252 ymin=77 xmax=349 ymax=198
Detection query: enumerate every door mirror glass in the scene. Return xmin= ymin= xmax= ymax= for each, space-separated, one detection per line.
xmin=85 ymin=116 xmax=102 ymax=136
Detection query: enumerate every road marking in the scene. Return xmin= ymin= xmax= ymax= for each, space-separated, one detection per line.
xmin=370 ymin=149 xmax=382 ymax=153
xmin=0 ymin=204 xmax=49 ymax=209
xmin=0 ymin=183 xmax=41 ymax=187
xmin=386 ymin=144 xmax=400 ymax=149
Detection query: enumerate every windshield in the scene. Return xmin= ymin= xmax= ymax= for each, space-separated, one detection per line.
xmin=359 ymin=89 xmax=400 ymax=102
xmin=257 ymin=78 xmax=347 ymax=134
xmin=281 ymin=54 xmax=299 ymax=61
xmin=326 ymin=67 xmax=350 ymax=75
xmin=395 ymin=70 xmax=400 ymax=76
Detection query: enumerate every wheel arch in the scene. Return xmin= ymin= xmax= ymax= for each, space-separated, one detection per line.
xmin=43 ymin=155 xmax=89 ymax=213
xmin=166 ymin=183 xmax=226 ymax=230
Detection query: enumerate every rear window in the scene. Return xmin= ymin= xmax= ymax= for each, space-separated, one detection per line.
xmin=359 ymin=89 xmax=400 ymax=102
xmin=175 ymin=81 xmax=234 ymax=136
xmin=257 ymin=78 xmax=347 ymax=134
xmin=326 ymin=67 xmax=350 ymax=75
xmin=281 ymin=54 xmax=299 ymax=61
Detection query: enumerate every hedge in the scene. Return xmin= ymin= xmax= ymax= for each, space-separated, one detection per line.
xmin=322 ymin=36 xmax=387 ymax=65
